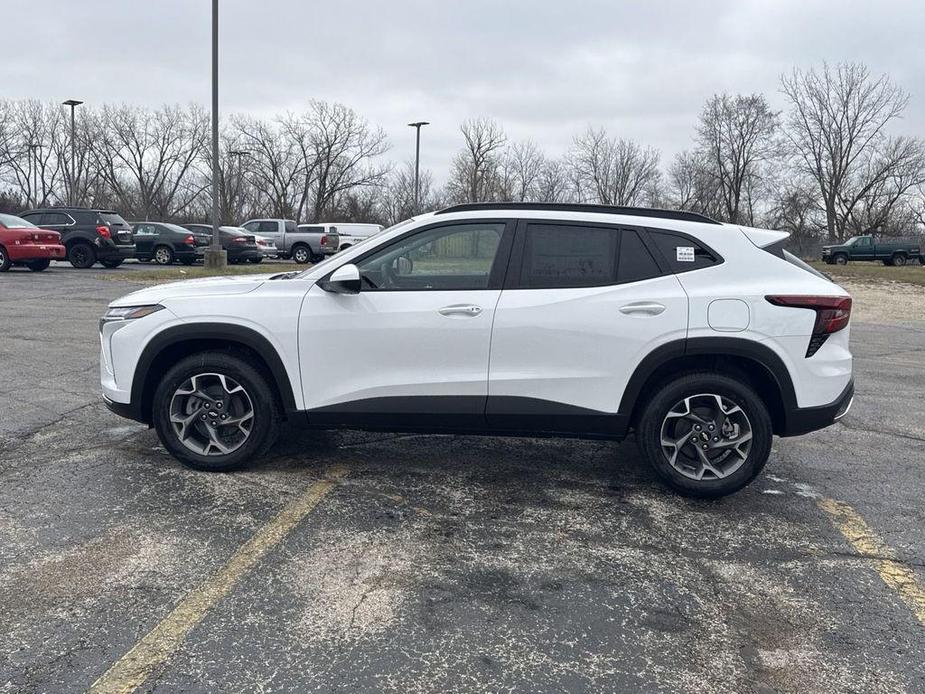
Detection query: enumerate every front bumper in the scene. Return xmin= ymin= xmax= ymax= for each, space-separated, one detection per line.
xmin=102 ymin=394 xmax=146 ymax=423
xmin=779 ymin=379 xmax=854 ymax=437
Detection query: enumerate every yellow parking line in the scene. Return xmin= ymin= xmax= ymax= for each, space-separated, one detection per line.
xmin=818 ymin=497 xmax=925 ymax=625
xmin=88 ymin=465 xmax=349 ymax=694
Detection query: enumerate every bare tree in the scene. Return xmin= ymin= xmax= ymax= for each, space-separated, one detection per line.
xmin=96 ymin=104 xmax=209 ymax=219
xmin=231 ymin=115 xmax=303 ymax=219
xmin=781 ymin=62 xmax=921 ymax=241
xmin=446 ymin=118 xmax=507 ymax=203
xmin=378 ymin=159 xmax=439 ymax=225
xmin=500 ymin=140 xmax=545 ymax=201
xmin=568 ymin=127 xmax=660 ymax=206
xmin=533 ymin=158 xmax=572 ymax=202
xmin=696 ymin=93 xmax=779 ymax=223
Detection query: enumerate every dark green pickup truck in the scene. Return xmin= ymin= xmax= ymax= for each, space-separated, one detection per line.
xmin=821 ymin=235 xmax=923 ymax=266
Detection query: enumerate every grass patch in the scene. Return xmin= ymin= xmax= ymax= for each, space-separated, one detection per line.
xmin=807 ymin=260 xmax=925 ymax=286
xmin=98 ymin=263 xmax=298 ymax=284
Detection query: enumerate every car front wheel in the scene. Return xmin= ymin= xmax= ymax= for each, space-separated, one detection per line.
xmin=152 ymin=352 xmax=281 ymax=471
xmin=636 ymin=372 xmax=772 ymax=498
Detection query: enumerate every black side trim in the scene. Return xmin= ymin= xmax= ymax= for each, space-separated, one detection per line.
xmin=130 ymin=323 xmax=298 ymax=421
xmin=103 ymin=395 xmax=146 ymax=424
xmin=779 ymin=379 xmax=853 ymax=437
xmin=486 ymin=396 xmax=629 ymax=437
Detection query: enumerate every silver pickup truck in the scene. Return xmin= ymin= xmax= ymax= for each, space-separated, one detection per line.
xmin=240 ymin=219 xmax=339 ymax=264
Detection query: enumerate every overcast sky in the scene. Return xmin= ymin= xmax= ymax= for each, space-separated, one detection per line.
xmin=3 ymin=0 xmax=924 ymax=183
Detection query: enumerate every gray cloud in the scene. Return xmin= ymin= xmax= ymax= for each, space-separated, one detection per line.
xmin=3 ymin=0 xmax=923 ymax=182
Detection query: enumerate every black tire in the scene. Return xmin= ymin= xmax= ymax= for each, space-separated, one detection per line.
xmin=26 ymin=259 xmax=51 ymax=272
xmin=100 ymin=258 xmax=124 ymax=269
xmin=891 ymin=253 xmax=907 ymax=267
xmin=154 ymin=245 xmax=175 ymax=265
xmin=179 ymin=257 xmax=197 ymax=266
xmin=152 ymin=351 xmax=281 ymax=472
xmin=636 ymin=372 xmax=773 ymax=498
xmin=833 ymin=253 xmax=848 ymax=265
xmin=919 ymin=256 xmax=925 ymax=266
xmin=248 ymin=257 xmax=263 ymax=264
xmin=68 ymin=242 xmax=97 ymax=269
xmin=0 ymin=246 xmax=10 ymax=272
xmin=292 ymin=245 xmax=312 ymax=264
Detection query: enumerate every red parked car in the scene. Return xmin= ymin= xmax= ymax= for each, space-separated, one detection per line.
xmin=0 ymin=213 xmax=66 ymax=272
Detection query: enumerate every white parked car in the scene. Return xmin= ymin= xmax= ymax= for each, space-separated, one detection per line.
xmin=100 ymin=203 xmax=853 ymax=497
xmin=326 ymin=222 xmax=383 ymax=250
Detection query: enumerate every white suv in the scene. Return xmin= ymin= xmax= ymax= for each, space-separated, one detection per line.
xmin=100 ymin=203 xmax=853 ymax=497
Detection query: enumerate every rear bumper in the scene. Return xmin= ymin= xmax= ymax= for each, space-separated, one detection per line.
xmin=8 ymin=243 xmax=66 ymax=261
xmin=98 ymin=241 xmax=136 ymax=260
xmin=229 ymin=249 xmax=263 ymax=261
xmin=780 ymin=379 xmax=854 ymax=437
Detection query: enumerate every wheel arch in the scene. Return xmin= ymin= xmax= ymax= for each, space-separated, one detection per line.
xmin=619 ymin=337 xmax=797 ymax=435
xmin=132 ymin=323 xmax=298 ymax=424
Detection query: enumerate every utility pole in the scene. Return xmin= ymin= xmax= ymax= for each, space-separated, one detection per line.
xmin=205 ymin=0 xmax=227 ymax=269
xmin=62 ymin=100 xmax=83 ymax=206
xmin=27 ymin=143 xmax=41 ymax=206
xmin=407 ymin=121 xmax=429 ymax=213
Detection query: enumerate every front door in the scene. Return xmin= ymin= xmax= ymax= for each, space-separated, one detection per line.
xmin=299 ymin=220 xmax=513 ymax=430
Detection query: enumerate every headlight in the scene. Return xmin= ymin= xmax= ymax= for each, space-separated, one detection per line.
xmin=100 ymin=305 xmax=165 ymax=331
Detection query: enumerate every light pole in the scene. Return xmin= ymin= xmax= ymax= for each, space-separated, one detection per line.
xmin=62 ymin=100 xmax=83 ymax=206
xmin=407 ymin=121 xmax=429 ymax=213
xmin=205 ymin=0 xmax=227 ymax=270
xmin=27 ymin=143 xmax=41 ymax=206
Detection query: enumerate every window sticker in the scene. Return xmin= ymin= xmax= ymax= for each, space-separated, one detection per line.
xmin=676 ymin=246 xmax=695 ymax=263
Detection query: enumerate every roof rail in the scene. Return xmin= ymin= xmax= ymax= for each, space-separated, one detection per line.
xmin=434 ymin=202 xmax=722 ymax=225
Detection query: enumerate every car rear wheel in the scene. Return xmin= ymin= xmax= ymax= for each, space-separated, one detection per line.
xmin=100 ymin=258 xmax=124 ymax=269
xmin=636 ymin=372 xmax=772 ymax=498
xmin=292 ymin=245 xmax=311 ymax=264
xmin=26 ymin=259 xmax=51 ymax=272
xmin=891 ymin=253 xmax=907 ymax=267
xmin=0 ymin=246 xmax=10 ymax=272
xmin=153 ymin=352 xmax=281 ymax=472
xmin=154 ymin=246 xmax=175 ymax=265
xmin=68 ymin=242 xmax=97 ymax=269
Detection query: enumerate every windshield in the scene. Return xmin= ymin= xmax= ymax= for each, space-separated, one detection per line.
xmin=845 ymin=236 xmax=861 ymax=245
xmin=295 ymin=218 xmax=413 ymax=278
xmin=0 ymin=213 xmax=37 ymax=229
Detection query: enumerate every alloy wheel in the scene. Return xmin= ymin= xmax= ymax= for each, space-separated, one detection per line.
xmin=155 ymin=247 xmax=172 ymax=265
xmin=659 ymin=393 xmax=753 ymax=481
xmin=169 ymin=373 xmax=255 ymax=456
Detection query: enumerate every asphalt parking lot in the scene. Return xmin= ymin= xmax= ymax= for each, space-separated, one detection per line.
xmin=1 ymin=262 xmax=924 ymax=693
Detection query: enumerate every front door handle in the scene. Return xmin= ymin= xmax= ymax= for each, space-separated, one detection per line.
xmin=619 ymin=302 xmax=666 ymax=316
xmin=438 ymin=304 xmax=482 ymax=317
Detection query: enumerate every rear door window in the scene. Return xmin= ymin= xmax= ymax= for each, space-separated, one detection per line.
xmin=42 ymin=212 xmax=71 ymax=226
xmin=518 ymin=223 xmax=619 ymax=289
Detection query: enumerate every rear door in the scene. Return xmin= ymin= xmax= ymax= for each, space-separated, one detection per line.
xmin=487 ymin=221 xmax=688 ymax=433
xmin=132 ymin=223 xmax=158 ymax=257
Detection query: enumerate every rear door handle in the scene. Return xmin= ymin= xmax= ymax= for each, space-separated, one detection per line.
xmin=619 ymin=302 xmax=666 ymax=316
xmin=439 ymin=304 xmax=482 ymax=317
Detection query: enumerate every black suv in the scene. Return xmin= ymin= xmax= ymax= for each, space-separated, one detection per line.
xmin=132 ymin=222 xmax=209 ymax=265
xmin=20 ymin=207 xmax=135 ymax=268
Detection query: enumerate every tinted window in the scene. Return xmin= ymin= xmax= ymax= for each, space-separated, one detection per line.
xmin=357 ymin=223 xmax=505 ymax=291
xmin=43 ymin=212 xmax=71 ymax=226
xmin=520 ymin=224 xmax=618 ymax=289
xmin=257 ymin=221 xmax=278 ymax=233
xmin=296 ymin=226 xmax=323 ymax=234
xmin=100 ymin=212 xmax=129 ymax=227
xmin=618 ymin=229 xmax=662 ymax=283
xmin=20 ymin=212 xmax=42 ymax=223
xmin=647 ymin=229 xmax=719 ymax=272
xmin=73 ymin=211 xmax=98 ymax=224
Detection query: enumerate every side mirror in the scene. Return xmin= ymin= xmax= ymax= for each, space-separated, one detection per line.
xmin=320 ymin=263 xmax=361 ymax=295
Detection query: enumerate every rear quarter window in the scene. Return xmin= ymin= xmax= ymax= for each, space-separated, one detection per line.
xmin=647 ymin=229 xmax=721 ymax=272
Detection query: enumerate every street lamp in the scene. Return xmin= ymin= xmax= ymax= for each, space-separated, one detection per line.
xmin=205 ymin=0 xmax=227 ymax=270
xmin=27 ymin=143 xmax=41 ymax=206
xmin=62 ymin=100 xmax=83 ymax=206
xmin=407 ymin=121 xmax=429 ymax=214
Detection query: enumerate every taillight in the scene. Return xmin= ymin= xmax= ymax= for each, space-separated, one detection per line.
xmin=232 ymin=237 xmax=247 ymax=244
xmin=320 ymin=234 xmax=327 ymax=245
xmin=184 ymin=235 xmax=196 ymax=246
xmin=766 ymin=295 xmax=852 ymax=357
xmin=97 ymin=225 xmax=111 ymax=239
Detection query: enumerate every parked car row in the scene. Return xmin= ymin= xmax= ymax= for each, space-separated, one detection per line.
xmin=1 ymin=205 xmax=385 ymax=271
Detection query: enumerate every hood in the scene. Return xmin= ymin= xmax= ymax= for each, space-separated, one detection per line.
xmin=109 ymin=273 xmax=277 ymax=308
